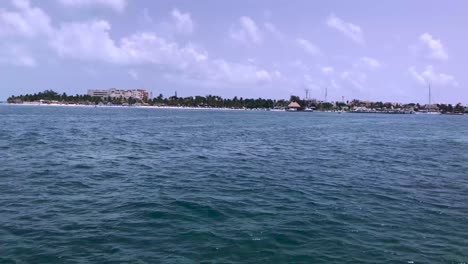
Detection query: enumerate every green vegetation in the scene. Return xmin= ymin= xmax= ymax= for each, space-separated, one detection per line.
xmin=8 ymin=90 xmax=102 ymax=104
xmin=8 ymin=90 xmax=283 ymax=109
xmin=149 ymin=94 xmax=278 ymax=109
xmin=438 ymin=103 xmax=466 ymax=114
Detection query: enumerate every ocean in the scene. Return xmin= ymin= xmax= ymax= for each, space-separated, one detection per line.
xmin=0 ymin=105 xmax=467 ymax=263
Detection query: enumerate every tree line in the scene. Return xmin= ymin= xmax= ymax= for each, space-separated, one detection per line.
xmin=7 ymin=90 xmax=466 ymax=112
xmin=8 ymin=90 xmax=287 ymax=109
xmin=8 ymin=90 xmax=102 ymax=104
xmin=437 ymin=103 xmax=466 ymax=113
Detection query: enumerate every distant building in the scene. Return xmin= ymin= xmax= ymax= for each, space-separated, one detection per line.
xmin=87 ymin=89 xmax=110 ymax=98
xmin=304 ymin=98 xmax=318 ymax=104
xmin=422 ymin=104 xmax=439 ymax=111
xmin=88 ymin=89 xmax=152 ymax=101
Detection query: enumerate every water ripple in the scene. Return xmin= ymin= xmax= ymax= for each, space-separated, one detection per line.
xmin=0 ymin=105 xmax=467 ymax=263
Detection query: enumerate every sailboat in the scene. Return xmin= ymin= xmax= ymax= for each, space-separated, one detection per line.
xmin=418 ymin=81 xmax=440 ymax=114
xmin=427 ymin=82 xmax=440 ymax=114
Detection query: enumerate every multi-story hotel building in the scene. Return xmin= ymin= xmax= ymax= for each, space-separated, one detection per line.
xmin=88 ymin=89 xmax=152 ymax=101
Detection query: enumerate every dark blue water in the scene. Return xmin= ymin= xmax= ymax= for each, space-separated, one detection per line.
xmin=1 ymin=105 xmax=467 ymax=263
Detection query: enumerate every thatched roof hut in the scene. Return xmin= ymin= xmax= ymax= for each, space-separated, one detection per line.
xmin=287 ymin=102 xmax=301 ymax=108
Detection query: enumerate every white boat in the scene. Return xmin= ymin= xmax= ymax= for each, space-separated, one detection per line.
xmin=285 ymin=108 xmax=298 ymax=112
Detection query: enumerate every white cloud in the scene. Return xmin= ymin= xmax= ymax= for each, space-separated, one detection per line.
xmin=58 ymin=0 xmax=127 ymax=13
xmin=263 ymin=10 xmax=272 ymax=20
xmin=0 ymin=1 xmax=281 ymax=89
xmin=256 ymin=70 xmax=272 ymax=83
xmin=128 ymin=69 xmax=139 ymax=80
xmin=50 ymin=20 xmax=210 ymax=65
xmin=264 ymin=22 xmax=284 ymax=41
xmin=171 ymin=8 xmax=194 ymax=35
xmin=409 ymin=65 xmax=458 ymax=87
xmin=0 ymin=44 xmax=36 ymax=67
xmin=358 ymin=57 xmax=381 ymax=69
xmin=330 ymin=79 xmax=340 ymax=90
xmin=230 ymin=16 xmax=262 ymax=46
xmin=82 ymin=66 xmax=98 ymax=76
xmin=408 ymin=66 xmax=425 ymax=84
xmin=322 ymin=66 xmax=334 ymax=75
xmin=204 ymin=60 xmax=281 ymax=86
xmin=0 ymin=0 xmax=53 ymax=37
xmin=296 ymin=38 xmax=321 ymax=56
xmin=419 ymin=33 xmax=448 ymax=61
xmin=255 ymin=70 xmax=281 ymax=84
xmin=290 ymin=60 xmax=311 ymax=72
xmin=14 ymin=52 xmax=35 ymax=67
xmin=140 ymin=8 xmax=153 ymax=24
xmin=264 ymin=22 xmax=276 ymax=34
xmin=50 ymin=20 xmax=122 ymax=62
xmin=341 ymin=71 xmax=367 ymax=91
xmin=326 ymin=14 xmax=364 ymax=44
xmin=49 ymin=19 xmax=279 ymax=87
xmin=301 ymin=74 xmax=321 ymax=92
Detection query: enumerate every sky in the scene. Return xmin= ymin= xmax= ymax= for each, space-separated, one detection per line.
xmin=0 ymin=0 xmax=467 ymax=103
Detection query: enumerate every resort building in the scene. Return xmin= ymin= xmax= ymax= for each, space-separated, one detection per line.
xmin=286 ymin=101 xmax=301 ymax=111
xmin=88 ymin=89 xmax=152 ymax=101
xmin=87 ymin=89 xmax=110 ymax=98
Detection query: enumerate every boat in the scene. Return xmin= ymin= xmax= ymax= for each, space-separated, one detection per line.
xmin=441 ymin=112 xmax=464 ymax=115
xmin=419 ymin=81 xmax=440 ymax=114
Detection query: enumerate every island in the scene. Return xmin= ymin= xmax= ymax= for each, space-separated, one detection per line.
xmin=6 ymin=89 xmax=468 ymax=114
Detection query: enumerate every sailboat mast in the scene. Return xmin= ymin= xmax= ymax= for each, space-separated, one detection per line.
xmin=428 ymin=82 xmax=431 ymax=109
xmin=325 ymin=87 xmax=328 ymax=103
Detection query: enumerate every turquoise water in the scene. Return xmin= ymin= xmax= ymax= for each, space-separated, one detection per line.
xmin=0 ymin=105 xmax=467 ymax=263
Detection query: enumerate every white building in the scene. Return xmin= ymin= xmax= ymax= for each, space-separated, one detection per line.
xmin=87 ymin=89 xmax=110 ymax=98
xmin=88 ymin=89 xmax=152 ymax=101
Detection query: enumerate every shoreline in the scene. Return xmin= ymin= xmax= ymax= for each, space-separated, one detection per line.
xmin=2 ymin=103 xmax=466 ymax=115
xmin=1 ymin=102 xmax=271 ymax=111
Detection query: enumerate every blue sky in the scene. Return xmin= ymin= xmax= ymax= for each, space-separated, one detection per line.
xmin=0 ymin=0 xmax=466 ymax=103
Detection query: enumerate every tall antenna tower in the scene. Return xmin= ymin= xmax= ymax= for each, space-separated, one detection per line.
xmin=305 ymin=88 xmax=310 ymax=99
